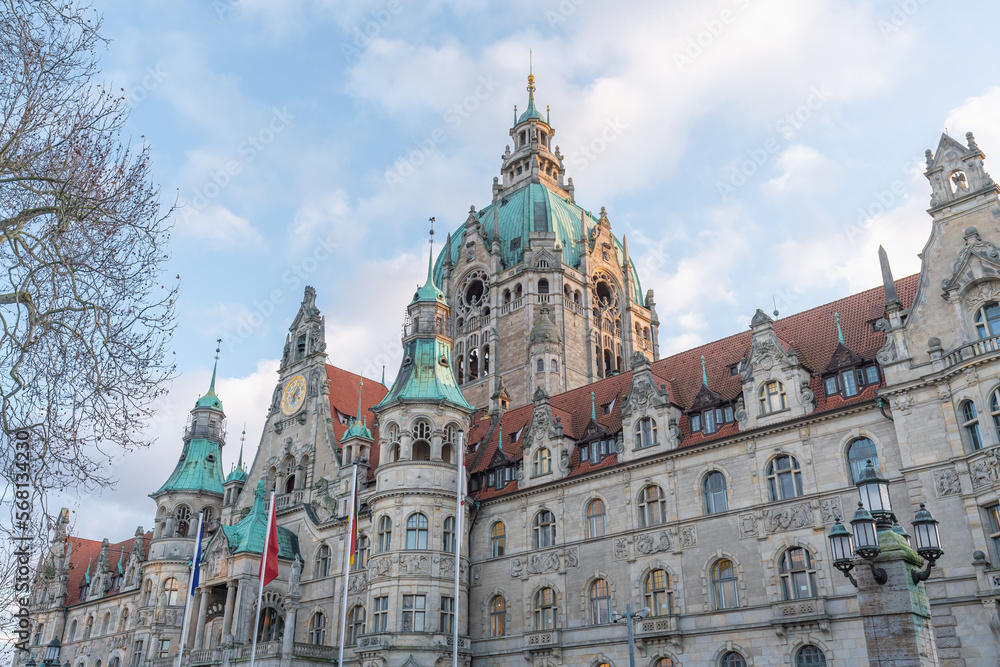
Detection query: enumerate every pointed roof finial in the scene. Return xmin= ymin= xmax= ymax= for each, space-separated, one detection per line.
xmin=195 ymin=339 xmax=225 ymax=411
xmin=834 ymin=312 xmax=844 ymax=344
xmin=772 ymin=295 xmax=779 ymax=319
xmin=237 ymin=424 xmax=246 ymax=470
xmin=591 ymin=391 xmax=596 ymax=420
xmin=356 ymin=380 xmax=364 ymax=422
xmin=497 ymin=419 xmax=503 ymax=452
xmin=412 ymin=218 xmax=446 ymax=304
xmin=209 ymin=339 xmax=221 ymax=395
xmin=878 ymin=245 xmax=900 ymax=305
xmin=701 ymin=355 xmax=708 ymax=386
xmin=381 ymin=365 xmax=386 ymax=386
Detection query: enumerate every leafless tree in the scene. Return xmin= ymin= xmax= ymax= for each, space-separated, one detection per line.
xmin=0 ymin=0 xmax=175 ymax=651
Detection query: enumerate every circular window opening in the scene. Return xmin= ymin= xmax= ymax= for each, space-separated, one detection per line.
xmin=465 ymin=279 xmax=485 ymax=304
xmin=596 ymin=281 xmax=613 ymax=304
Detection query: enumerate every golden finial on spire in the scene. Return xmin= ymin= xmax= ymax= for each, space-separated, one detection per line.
xmin=527 ymin=49 xmax=535 ymax=93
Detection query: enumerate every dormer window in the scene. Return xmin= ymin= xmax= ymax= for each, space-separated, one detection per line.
xmin=580 ymin=438 xmax=612 ymax=464
xmin=759 ymin=381 xmax=787 ymax=415
xmin=690 ymin=404 xmax=736 ymax=435
xmin=976 ymin=302 xmax=1000 ymax=338
xmin=823 ymin=364 xmax=880 ymax=397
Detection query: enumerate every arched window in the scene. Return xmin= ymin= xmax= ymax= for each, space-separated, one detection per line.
xmin=412 ymin=440 xmax=431 ymax=461
xmin=795 ymin=645 xmax=827 ymax=666
xmin=443 ymin=516 xmax=456 ymax=553
xmin=347 ymin=606 xmax=365 ymax=645
xmin=847 ymin=437 xmax=880 ymax=483
xmin=634 ymin=417 xmax=657 ymax=449
xmin=352 ymin=535 xmax=369 ymax=570
xmin=721 ymin=652 xmax=747 ymax=667
xmin=489 ymin=595 xmax=506 ymax=637
xmin=163 ymin=578 xmax=179 ymax=606
xmin=174 ymin=505 xmax=191 ymax=537
xmin=759 ymin=380 xmax=787 ymax=414
xmin=68 ymin=620 xmax=77 ymax=641
xmin=536 ymin=358 xmax=545 ymax=373
xmin=550 ymin=358 xmax=558 ymax=372
xmin=533 ymin=448 xmax=551 ymax=476
xmin=84 ymin=617 xmax=93 ymax=639
xmin=586 ymin=499 xmax=606 ymax=538
xmin=315 ymin=544 xmax=331 ymax=578
xmin=766 ymin=455 xmax=803 ymax=501
xmin=388 ymin=443 xmax=401 ymax=463
xmin=712 ymin=559 xmax=739 ymax=609
xmin=703 ymin=471 xmax=728 ymax=514
xmin=589 ymin=579 xmax=611 ymax=625
xmin=406 ymin=513 xmax=429 ymax=549
xmin=975 ymin=302 xmax=1000 ymax=338
xmin=533 ymin=510 xmax=556 ymax=548
xmin=490 ymin=522 xmax=506 ymax=558
xmin=538 ymin=279 xmax=549 ymax=294
xmin=143 ymin=580 xmax=152 ymax=606
xmin=644 ymin=569 xmax=672 ymax=616
xmin=256 ymin=607 xmax=284 ymax=642
xmin=962 ymin=401 xmax=984 ymax=450
xmin=533 ymin=587 xmax=556 ymax=630
xmin=779 ymin=547 xmax=817 ymax=600
xmin=119 ymin=609 xmax=129 ymax=632
xmin=101 ymin=612 xmax=111 ymax=635
xmin=992 ymin=388 xmax=1000 ymax=440
xmin=378 ymin=516 xmax=392 ymax=552
xmin=654 ymin=660 xmax=675 ymax=667
xmin=638 ymin=485 xmax=667 ymax=527
xmin=309 ymin=611 xmax=327 ymax=645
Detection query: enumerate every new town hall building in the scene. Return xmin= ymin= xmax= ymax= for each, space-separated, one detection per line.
xmin=22 ymin=77 xmax=1000 ymax=667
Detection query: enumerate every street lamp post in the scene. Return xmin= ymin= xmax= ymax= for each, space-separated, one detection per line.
xmin=826 ymin=459 xmax=945 ymax=664
xmin=611 ymin=603 xmax=649 ymax=667
xmin=41 ymin=638 xmax=60 ymax=667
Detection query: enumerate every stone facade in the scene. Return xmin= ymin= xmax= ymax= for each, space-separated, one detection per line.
xmin=20 ymin=89 xmax=1000 ymax=667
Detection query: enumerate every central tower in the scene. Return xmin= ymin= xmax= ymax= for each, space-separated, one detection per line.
xmin=434 ymin=73 xmax=660 ymax=409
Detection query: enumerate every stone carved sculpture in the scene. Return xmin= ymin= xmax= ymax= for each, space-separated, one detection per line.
xmin=819 ymin=497 xmax=842 ymax=525
xmin=970 ymin=448 xmax=1000 ymax=489
xmin=934 ymin=468 xmax=961 ymax=496
xmin=613 ymin=538 xmax=630 ymax=560
xmin=369 ymin=556 xmax=391 ymax=578
xmin=763 ymin=504 xmax=812 ymax=534
xmin=635 ymin=531 xmax=672 ymax=555
xmin=739 ymin=513 xmax=759 ymax=539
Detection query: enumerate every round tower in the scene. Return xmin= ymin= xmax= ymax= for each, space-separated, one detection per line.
xmin=361 ymin=248 xmax=474 ymax=667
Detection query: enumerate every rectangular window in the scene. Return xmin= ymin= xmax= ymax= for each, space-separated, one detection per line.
xmin=402 ymin=595 xmax=426 ymax=632
xmin=723 ymin=405 xmax=734 ymax=423
xmin=590 ymin=444 xmax=600 ymax=464
xmin=373 ymin=596 xmax=388 ymax=632
xmin=132 ymin=641 xmax=144 ymax=667
xmin=581 ymin=444 xmax=589 ymax=462
xmin=703 ymin=410 xmax=715 ymax=434
xmin=824 ymin=376 xmax=838 ymax=396
xmin=691 ymin=414 xmax=701 ymax=432
xmin=842 ymin=370 xmax=858 ymax=397
xmin=440 ymin=596 xmax=454 ymax=634
xmin=988 ymin=505 xmax=1000 ymax=562
xmin=488 ymin=472 xmax=495 ymax=486
xmin=865 ymin=365 xmax=879 ymax=385
xmin=157 ymin=639 xmax=170 ymax=659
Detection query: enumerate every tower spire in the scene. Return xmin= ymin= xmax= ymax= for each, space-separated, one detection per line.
xmin=701 ymin=355 xmax=708 ymax=386
xmin=834 ymin=312 xmax=845 ymax=344
xmin=237 ymin=424 xmax=246 ymax=470
xmin=208 ymin=338 xmax=222 ymax=396
xmin=591 ymin=391 xmax=596 ymax=420
xmin=356 ymin=380 xmax=364 ymax=422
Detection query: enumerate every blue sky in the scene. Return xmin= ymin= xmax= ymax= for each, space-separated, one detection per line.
xmin=69 ymin=0 xmax=1000 ymax=538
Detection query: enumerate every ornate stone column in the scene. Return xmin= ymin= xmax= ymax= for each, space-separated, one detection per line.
xmin=856 ymin=530 xmax=940 ymax=666
xmin=194 ymin=586 xmax=210 ymax=649
xmin=280 ymin=598 xmax=300 ymax=667
xmin=222 ymin=580 xmax=237 ymax=642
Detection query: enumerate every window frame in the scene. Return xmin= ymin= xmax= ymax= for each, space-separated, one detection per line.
xmin=377 ymin=516 xmax=392 ymax=552
xmin=443 ymin=516 xmax=456 ymax=553
xmin=766 ymin=455 xmax=803 ymax=501
xmin=490 ymin=521 xmax=506 ymax=558
xmin=634 ymin=417 xmax=658 ymax=449
xmin=759 ymin=380 xmax=787 ymax=415
xmin=533 ymin=447 xmax=552 ymax=476
xmin=406 ymin=513 xmax=429 ymax=550
xmin=638 ymin=484 xmax=667 ymax=527
xmin=401 ymin=594 xmax=426 ymax=632
xmin=644 ymin=568 xmax=672 ymax=617
xmin=586 ymin=498 xmax=606 ymax=538
xmin=315 ymin=544 xmax=331 ymax=578
xmin=846 ymin=437 xmax=880 ymax=484
xmin=310 ymin=611 xmax=328 ymax=646
xmin=779 ymin=547 xmax=818 ymax=600
xmin=703 ymin=471 xmax=728 ymax=515
xmin=372 ymin=596 xmax=388 ymax=633
xmin=712 ymin=559 xmax=740 ymax=610
xmin=489 ymin=595 xmax=506 ymax=637
xmin=440 ymin=596 xmax=454 ymax=634
xmin=533 ymin=587 xmax=556 ymax=631
xmin=720 ymin=651 xmax=747 ymax=667
xmin=795 ymin=645 xmax=828 ymax=666
xmin=975 ymin=302 xmax=1000 ymax=338
xmin=589 ymin=579 xmax=612 ymax=625
xmin=962 ymin=400 xmax=985 ymax=451
xmin=533 ymin=510 xmax=556 ymax=548
xmin=986 ymin=504 xmax=1000 ymax=563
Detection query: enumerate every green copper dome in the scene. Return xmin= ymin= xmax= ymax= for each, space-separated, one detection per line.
xmin=433 ymin=183 xmax=644 ymax=303
xmin=378 ymin=337 xmax=471 ymax=410
xmin=412 ymin=246 xmax=446 ymax=304
xmin=225 ymin=466 xmax=248 ymax=484
xmin=344 ymin=416 xmax=373 ymax=441
xmin=153 ymin=437 xmax=225 ymax=496
xmin=195 ymin=349 xmax=224 ymax=412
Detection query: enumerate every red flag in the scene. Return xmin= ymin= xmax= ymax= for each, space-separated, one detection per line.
xmin=259 ymin=493 xmax=279 ymax=587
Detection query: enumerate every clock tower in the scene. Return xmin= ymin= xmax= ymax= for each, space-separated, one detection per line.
xmin=237 ymin=286 xmax=341 ymax=512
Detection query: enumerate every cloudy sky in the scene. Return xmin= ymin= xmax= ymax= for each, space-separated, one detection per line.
xmin=66 ymin=0 xmax=1000 ymax=539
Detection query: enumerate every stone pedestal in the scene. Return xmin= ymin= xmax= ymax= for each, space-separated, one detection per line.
xmin=855 ymin=530 xmax=940 ymax=666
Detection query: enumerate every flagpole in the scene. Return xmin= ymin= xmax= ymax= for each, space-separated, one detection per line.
xmin=177 ymin=512 xmax=205 ymax=667
xmin=337 ymin=463 xmax=358 ymax=667
xmin=250 ymin=491 xmax=275 ymax=667
xmin=452 ymin=430 xmax=464 ymax=667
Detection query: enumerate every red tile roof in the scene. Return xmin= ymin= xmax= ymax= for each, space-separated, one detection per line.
xmin=64 ymin=532 xmax=152 ymax=606
xmin=324 ymin=364 xmax=388 ymax=480
xmin=465 ymin=275 xmax=919 ymax=500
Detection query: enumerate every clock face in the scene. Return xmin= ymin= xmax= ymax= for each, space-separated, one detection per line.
xmin=281 ymin=375 xmax=307 ymax=415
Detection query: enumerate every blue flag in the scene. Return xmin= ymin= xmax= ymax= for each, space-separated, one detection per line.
xmin=190 ymin=513 xmax=204 ymax=594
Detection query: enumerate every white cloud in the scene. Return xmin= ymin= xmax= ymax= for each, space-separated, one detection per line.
xmin=174 ymin=203 xmax=264 ymax=248
xmin=289 ymin=190 xmax=353 ymax=251
xmin=944 ymin=86 xmax=1000 ymax=162
xmin=763 ymin=144 xmax=841 ymax=197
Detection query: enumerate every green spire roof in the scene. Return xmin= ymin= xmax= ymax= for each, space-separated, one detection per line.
xmin=195 ymin=341 xmax=224 ymax=411
xmin=412 ymin=246 xmax=446 ymax=304
xmin=226 ymin=428 xmax=248 ymax=483
xmin=378 ymin=336 xmax=471 ymax=410
xmin=517 ymin=73 xmax=546 ymax=124
xmin=154 ymin=436 xmax=225 ymax=496
xmin=219 ymin=480 xmax=298 ymax=559
xmin=344 ymin=381 xmax=374 ymax=441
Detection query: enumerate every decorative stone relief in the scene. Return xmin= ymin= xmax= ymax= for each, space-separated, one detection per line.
xmin=369 ymin=555 xmax=391 ymax=578
xmin=510 ymin=557 xmax=523 ymax=578
xmin=527 ymin=550 xmax=561 ymax=574
xmin=934 ymin=468 xmax=961 ymax=496
xmin=762 ymin=504 xmax=812 ymax=534
xmin=739 ymin=513 xmax=759 ymax=539
xmin=938 ymin=385 xmax=952 ymax=402
xmin=470 ymin=564 xmax=482 ymax=586
xmin=970 ymin=448 xmax=1000 ymax=489
xmin=963 ymin=279 xmax=1000 ymax=312
xmin=510 ymin=548 xmax=579 ymax=578
xmin=676 ymin=525 xmax=697 ymax=549
xmin=613 ymin=538 xmax=630 ymax=561
xmin=398 ymin=554 xmax=430 ymax=575
xmin=819 ymin=497 xmax=842 ymax=525
xmin=348 ymin=570 xmax=368 ymax=594
xmin=891 ymin=394 xmax=912 ymax=416
xmin=634 ymin=531 xmax=672 ymax=555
